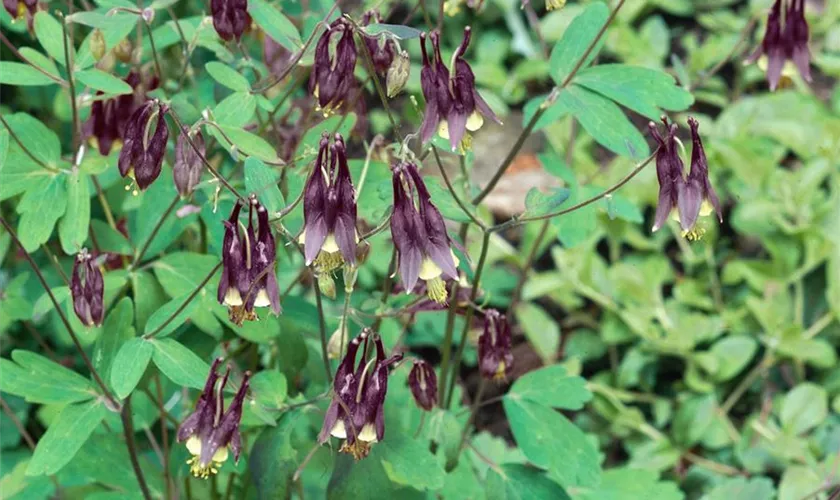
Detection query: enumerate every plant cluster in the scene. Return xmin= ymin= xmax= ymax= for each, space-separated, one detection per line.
xmin=0 ymin=0 xmax=838 ymax=499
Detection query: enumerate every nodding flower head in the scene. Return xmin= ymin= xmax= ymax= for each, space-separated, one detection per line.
xmin=408 ymin=359 xmax=438 ymax=411
xmin=118 ymin=100 xmax=169 ymax=192
xmin=310 ymin=18 xmax=357 ymax=116
xmin=361 ymin=11 xmax=396 ymax=74
xmin=420 ymin=28 xmax=500 ymax=152
xmin=217 ymin=199 xmax=281 ymax=325
xmin=211 ymin=0 xmax=251 ymax=42
xmin=3 ymin=0 xmax=36 ymax=28
xmin=478 ymin=310 xmax=513 ymax=382
xmin=318 ymin=329 xmax=402 ymax=460
xmin=301 ymin=133 xmax=358 ymax=274
xmin=177 ymin=359 xmax=250 ymax=478
xmin=746 ymin=0 xmax=811 ymax=91
xmin=390 ymin=161 xmax=459 ymax=304
xmin=70 ymin=249 xmax=104 ymax=327
xmin=174 ymin=127 xmax=205 ymax=197
xmin=84 ymin=71 xmax=158 ymax=157
xmin=649 ymin=117 xmax=723 ymax=240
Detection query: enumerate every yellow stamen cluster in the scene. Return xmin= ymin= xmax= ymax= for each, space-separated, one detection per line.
xmin=314 ymin=250 xmax=344 ymax=274
xmin=426 ymin=277 xmax=448 ymax=304
xmin=185 ymin=436 xmax=229 ymax=479
xmin=546 ymin=0 xmax=566 ymax=10
xmin=492 ymin=361 xmax=508 ymax=382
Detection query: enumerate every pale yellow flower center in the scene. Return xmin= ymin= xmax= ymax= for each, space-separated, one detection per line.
xmin=185 ymin=435 xmax=230 ymax=479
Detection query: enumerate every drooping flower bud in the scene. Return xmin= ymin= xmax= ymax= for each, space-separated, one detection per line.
xmin=177 ymin=359 xmax=250 ymax=478
xmin=318 ymin=329 xmax=402 ymax=460
xmin=174 ymin=127 xmax=205 ymax=197
xmin=217 ymin=199 xmax=281 ymax=325
xmin=361 ymin=11 xmax=396 ymax=74
xmin=390 ymin=161 xmax=459 ymax=304
xmin=90 ymin=29 xmax=106 ymax=61
xmin=83 ymin=71 xmax=156 ymax=156
xmin=300 ymin=133 xmax=358 ymax=274
xmin=118 ymin=100 xmax=169 ymax=191
xmin=745 ymin=0 xmax=811 ymax=91
xmin=648 ymin=117 xmax=683 ymax=234
xmin=211 ymin=0 xmax=251 ymax=42
xmin=70 ymin=249 xmax=104 ymax=327
xmin=677 ymin=117 xmax=722 ymax=240
xmin=114 ymin=38 xmax=133 ymax=64
xmin=309 ymin=18 xmax=357 ymax=116
xmin=386 ymin=50 xmax=410 ymax=98
xmin=420 ymin=28 xmax=500 ymax=152
xmin=3 ymin=0 xmax=36 ymax=26
xmin=408 ymin=359 xmax=438 ymax=411
xmin=478 ymin=310 xmax=512 ymax=382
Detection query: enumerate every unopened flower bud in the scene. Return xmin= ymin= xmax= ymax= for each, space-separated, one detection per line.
xmin=141 ymin=7 xmax=154 ymax=23
xmin=71 ymin=249 xmax=104 ymax=327
xmin=327 ymin=324 xmax=349 ymax=359
xmin=114 ymin=38 xmax=133 ymax=64
xmin=318 ymin=274 xmax=336 ymax=299
xmin=386 ymin=50 xmax=410 ymax=98
xmin=174 ymin=128 xmax=205 ymax=197
xmin=408 ymin=359 xmax=438 ymax=411
xmin=90 ymin=29 xmax=106 ymax=61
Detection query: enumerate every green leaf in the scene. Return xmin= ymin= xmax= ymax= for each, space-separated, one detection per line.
xmin=700 ymin=476 xmax=775 ymax=500
xmin=0 ymin=62 xmax=58 ymax=86
xmin=75 ymin=69 xmax=134 ymax=95
xmin=503 ymin=397 xmax=600 ymax=488
xmin=26 ymin=399 xmax=107 ymax=476
xmin=514 ymin=303 xmax=560 ymax=364
xmin=244 ymin=157 xmax=285 ymax=214
xmin=780 ymin=383 xmax=827 ymax=435
xmin=74 ymin=13 xmax=137 ymax=70
xmin=2 ymin=113 xmax=61 ymax=168
xmin=216 ymin=125 xmax=279 ymax=163
xmin=206 ymin=61 xmax=251 ymax=92
xmin=575 ymin=468 xmax=683 ymax=500
xmin=16 ymin=174 xmax=68 ymax=251
xmin=58 ymin=170 xmax=90 ymax=254
xmin=151 ymin=338 xmax=210 ymax=389
xmin=250 ymin=370 xmax=287 ymax=409
xmin=143 ymin=293 xmax=199 ymax=338
xmin=560 ymin=84 xmax=650 ymax=159
xmin=424 ymin=177 xmax=472 ymax=223
xmin=293 ymin=114 xmax=357 ymax=164
xmin=93 ymin=297 xmax=134 ymax=391
xmin=249 ymin=414 xmax=298 ymax=499
xmin=486 ymin=464 xmax=571 ymax=500
xmin=111 ymin=338 xmax=154 ymax=399
xmin=672 ymin=394 xmax=716 ymax=448
xmin=90 ymin=219 xmax=134 ymax=255
xmin=153 ymin=252 xmax=219 ymax=297
xmin=34 ymin=11 xmax=74 ymax=67
xmin=574 ymin=65 xmax=694 ymax=120
xmin=709 ymin=336 xmax=757 ymax=382
xmin=508 ymin=364 xmax=591 ymax=410
xmin=0 ymin=350 xmax=97 ymax=404
xmin=213 ymin=92 xmax=256 ymax=127
xmin=778 ymin=465 xmax=821 ymax=500
xmin=549 ymin=1 xmax=609 ymax=84
xmin=248 ymin=0 xmax=302 ymax=51
xmin=378 ymin=433 xmax=446 ymax=491
xmin=522 ymin=187 xmax=571 ymax=218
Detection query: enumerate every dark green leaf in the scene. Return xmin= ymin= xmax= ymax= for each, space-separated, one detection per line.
xmin=514 ymin=303 xmax=560 ymax=363
xmin=151 ymin=338 xmax=211 ymax=389
xmin=0 ymin=62 xmax=58 ymax=86
xmin=34 ymin=11 xmax=74 ymax=67
xmin=213 ymin=92 xmax=256 ymax=127
xmin=549 ymin=2 xmax=609 ymax=84
xmin=111 ymin=338 xmax=154 ymax=399
xmin=249 ymin=414 xmax=298 ymax=499
xmin=16 ymin=174 xmax=68 ymax=251
xmin=206 ymin=62 xmax=250 ymax=92
xmin=75 ymin=69 xmax=134 ymax=95
xmin=486 ymin=464 xmax=571 ymax=500
xmin=93 ymin=297 xmax=135 ymax=391
xmin=508 ymin=364 xmax=591 ymax=410
xmin=248 ymin=0 xmax=302 ymax=52
xmin=250 ymin=369 xmax=287 ymax=409
xmin=216 ymin=125 xmax=279 ymax=162
xmin=0 ymin=350 xmax=97 ymax=404
xmin=143 ymin=293 xmax=199 ymax=338
xmin=244 ymin=157 xmax=285 ymax=214
xmin=26 ymin=399 xmax=107 ymax=476
xmin=58 ymin=170 xmax=90 ymax=254
xmin=522 ymin=187 xmax=571 ymax=218
xmin=575 ymin=468 xmax=683 ymax=500
xmin=378 ymin=433 xmax=445 ymax=491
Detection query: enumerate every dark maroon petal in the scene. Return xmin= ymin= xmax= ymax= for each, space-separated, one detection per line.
xmin=419 ymin=98 xmax=440 ymax=145
xmin=118 ymin=103 xmax=153 ymax=178
xmin=135 ymin=110 xmax=168 ymax=190
xmin=318 ymin=400 xmax=341 ymax=443
xmin=677 ymin=179 xmax=702 ymax=232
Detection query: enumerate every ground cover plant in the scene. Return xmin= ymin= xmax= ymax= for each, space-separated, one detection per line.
xmin=1 ymin=0 xmax=839 ymax=498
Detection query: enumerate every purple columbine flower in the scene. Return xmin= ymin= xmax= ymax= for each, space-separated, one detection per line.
xmin=118 ymin=100 xmax=169 ymax=192
xmin=211 ymin=0 xmax=250 ymax=42
xmin=478 ymin=310 xmax=513 ymax=382
xmin=300 ymin=133 xmax=358 ymax=273
xmin=173 ymin=127 xmax=205 ymax=197
xmin=390 ymin=161 xmax=459 ymax=304
xmin=361 ymin=11 xmax=396 ymax=74
xmin=177 ymin=359 xmax=250 ymax=478
xmin=408 ymin=359 xmax=438 ymax=411
xmin=70 ymin=249 xmax=104 ymax=327
xmin=3 ymin=0 xmax=36 ymax=28
xmin=84 ymin=71 xmax=157 ymax=157
xmin=217 ymin=198 xmax=281 ymax=325
xmin=318 ymin=328 xmax=402 ymax=460
xmin=678 ymin=117 xmax=723 ymax=240
xmin=419 ymin=28 xmax=500 ymax=152
xmin=310 ymin=18 xmax=357 ymax=116
xmin=648 ymin=117 xmax=683 ymax=234
xmin=746 ymin=0 xmax=811 ymax=91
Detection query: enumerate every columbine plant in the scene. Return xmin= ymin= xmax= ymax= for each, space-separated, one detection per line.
xmin=310 ymin=18 xmax=357 ymax=115
xmin=319 ymin=328 xmax=402 ymax=460
xmin=390 ymin=160 xmax=459 ymax=304
xmin=177 ymin=359 xmax=250 ymax=478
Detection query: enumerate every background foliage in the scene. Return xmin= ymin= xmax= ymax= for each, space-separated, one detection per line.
xmin=1 ymin=0 xmax=840 ymax=498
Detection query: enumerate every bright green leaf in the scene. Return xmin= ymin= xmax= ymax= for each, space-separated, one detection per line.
xmin=515 ymin=303 xmax=560 ymax=363
xmin=206 ymin=61 xmax=251 ymax=92
xmin=75 ymin=69 xmax=133 ymax=95
xmin=244 ymin=157 xmax=285 ymax=214
xmin=34 ymin=12 xmax=73 ymax=68
xmin=549 ymin=2 xmax=609 ymax=84
xmin=780 ymin=383 xmax=827 ymax=435
xmin=151 ymin=338 xmax=211 ymax=389
xmin=508 ymin=364 xmax=591 ymax=410
xmin=58 ymin=170 xmax=90 ymax=254
xmin=486 ymin=464 xmax=571 ymax=500
xmin=248 ymin=0 xmax=302 ymax=51
xmin=111 ymin=338 xmax=154 ymax=399
xmin=0 ymin=62 xmax=58 ymax=86
xmin=26 ymin=399 xmax=107 ymax=476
